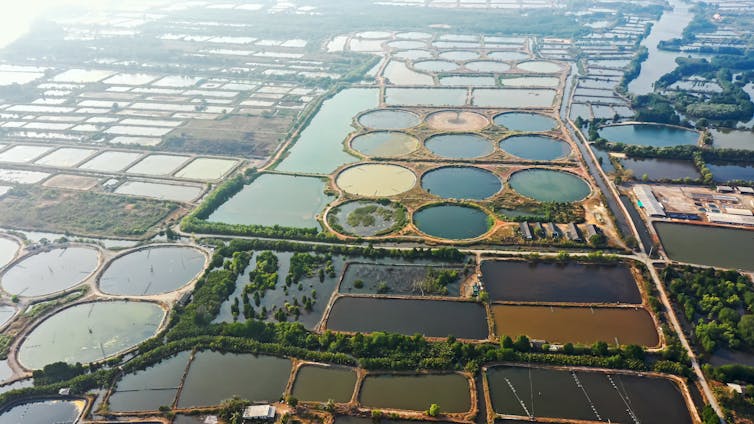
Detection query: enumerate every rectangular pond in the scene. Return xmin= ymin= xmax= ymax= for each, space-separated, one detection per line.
xmin=655 ymin=222 xmax=754 ymax=271
xmin=108 ymin=351 xmax=190 ymax=411
xmin=480 ymin=261 xmax=641 ymax=304
xmin=126 ymin=154 xmax=190 ymax=176
xmin=487 ymin=366 xmax=692 ymax=423
xmin=359 ymin=373 xmax=471 ymax=412
xmin=340 ymin=263 xmax=464 ymax=297
xmin=472 ymin=89 xmax=556 ymax=108
xmin=384 ymin=88 xmax=467 ymax=107
xmin=78 ymin=151 xmax=143 ymax=172
xmin=708 ymin=163 xmax=754 ymax=183
xmin=114 ymin=181 xmax=202 ymax=202
xmin=174 ymin=158 xmax=238 ymax=181
xmin=207 ymin=174 xmax=333 ymax=229
xmin=620 ymin=157 xmax=700 ymax=181
xmin=491 ymin=305 xmax=659 ymax=346
xmin=177 ymin=352 xmax=291 ymax=408
xmin=276 ymin=88 xmax=378 ymax=175
xmin=326 ymin=297 xmax=488 ymax=339
xmin=34 ymin=148 xmax=97 ymax=168
xmin=292 ymin=364 xmax=357 ymax=403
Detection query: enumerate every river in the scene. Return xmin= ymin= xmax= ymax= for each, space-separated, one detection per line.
xmin=628 ymin=0 xmax=695 ymax=95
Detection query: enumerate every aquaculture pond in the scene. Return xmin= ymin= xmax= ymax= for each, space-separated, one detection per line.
xmin=383 ymin=61 xmax=434 ymax=86
xmin=711 ymin=129 xmax=754 ymax=151
xmin=277 ymin=88 xmax=378 ymax=174
xmin=108 ymin=351 xmax=191 ymax=411
xmin=516 ymin=60 xmax=562 ymax=73
xmin=464 ymin=60 xmax=510 ymax=73
xmin=340 ymin=263 xmax=463 ymax=297
xmin=422 ymin=167 xmax=501 ymax=200
xmin=426 ymin=110 xmax=488 ymax=131
xmin=424 ymin=133 xmax=494 ymax=159
xmin=620 ymin=158 xmax=701 ymax=181
xmin=351 ymin=131 xmax=419 ymax=157
xmin=207 ymin=174 xmax=333 ymax=229
xmin=597 ymin=124 xmax=699 ymax=147
xmin=385 ymin=88 xmax=467 ymax=107
xmin=358 ymin=109 xmax=420 ymax=130
xmin=487 ymin=366 xmax=692 ymax=424
xmin=336 ymin=164 xmax=416 ymax=197
xmin=0 ymin=236 xmax=18 ymax=268
xmin=99 ymin=246 xmax=206 ymax=296
xmin=0 ymin=305 xmax=15 ymax=328
xmin=214 ymin=251 xmax=342 ymax=330
xmin=413 ymin=59 xmax=459 ymax=73
xmin=487 ymin=51 xmax=529 ymax=61
xmin=18 ymin=300 xmax=164 ymax=369
xmin=708 ymin=163 xmax=754 ymax=182
xmin=393 ymin=50 xmax=433 ymax=61
xmin=472 ymin=88 xmax=556 ymax=108
xmin=491 ymin=305 xmax=659 ymax=346
xmin=654 ymin=222 xmax=754 ymax=271
xmin=292 ymin=365 xmax=357 ymax=403
xmin=0 ymin=399 xmax=83 ymax=424
xmin=499 ymin=135 xmax=571 ymax=161
xmin=359 ymin=374 xmax=471 ymax=412
xmin=329 ymin=200 xmax=405 ymax=237
xmin=1 ymin=246 xmax=99 ymax=297
xmin=327 ymin=297 xmax=488 ymax=339
xmin=439 ymin=75 xmax=497 ymax=87
xmin=493 ymin=112 xmax=557 ymax=132
xmin=439 ymin=50 xmax=479 ymax=61
xmin=480 ymin=261 xmax=641 ymax=304
xmin=508 ymin=169 xmax=591 ymax=202
xmin=413 ymin=204 xmax=490 ymax=240
xmin=177 ymin=352 xmax=291 ymax=408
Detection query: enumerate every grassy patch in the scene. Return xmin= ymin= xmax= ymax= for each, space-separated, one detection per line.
xmin=0 ymin=186 xmax=176 ymax=238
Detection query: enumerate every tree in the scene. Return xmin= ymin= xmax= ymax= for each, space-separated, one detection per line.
xmin=427 ymin=403 xmax=441 ymax=417
xmin=738 ymin=315 xmax=754 ymax=347
xmin=501 ymin=336 xmax=514 ymax=349
xmin=514 ymin=335 xmax=531 ymax=352
xmin=592 ymin=341 xmax=609 ymax=356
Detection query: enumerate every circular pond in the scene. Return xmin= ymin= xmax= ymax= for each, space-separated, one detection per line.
xmin=413 ymin=60 xmax=459 ymax=73
xmin=99 ymin=246 xmax=206 ymax=296
xmin=356 ymin=31 xmax=392 ymax=39
xmin=426 ymin=111 xmax=488 ymax=132
xmin=336 ymin=164 xmax=416 ymax=197
xmin=487 ymin=51 xmax=529 ymax=61
xmin=358 ymin=109 xmax=421 ymax=130
xmin=0 ymin=237 xmax=19 ymax=269
xmin=329 ymin=200 xmax=406 ymax=237
xmin=493 ymin=112 xmax=557 ymax=132
xmin=1 ymin=247 xmax=99 ymax=297
xmin=439 ymin=50 xmax=480 ymax=61
xmin=465 ymin=60 xmax=510 ymax=73
xmin=18 ymin=300 xmax=164 ymax=369
xmin=387 ymin=40 xmax=426 ymax=50
xmin=394 ymin=50 xmax=433 ymax=61
xmin=351 ymin=131 xmax=419 ymax=157
xmin=414 ymin=205 xmax=490 ymax=240
xmin=499 ymin=135 xmax=571 ymax=160
xmin=517 ymin=60 xmax=562 ymax=73
xmin=509 ymin=169 xmax=591 ymax=202
xmin=422 ymin=167 xmax=501 ymax=200
xmin=425 ymin=133 xmax=494 ymax=159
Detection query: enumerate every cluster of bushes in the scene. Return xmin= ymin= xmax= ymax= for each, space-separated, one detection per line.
xmin=662 ymin=266 xmax=754 ymax=353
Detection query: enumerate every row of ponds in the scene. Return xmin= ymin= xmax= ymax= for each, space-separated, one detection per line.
xmin=352 ymin=131 xmax=571 ymax=161
xmin=100 ymin=352 xmax=693 ymax=423
xmin=206 ymin=167 xmax=591 ymax=240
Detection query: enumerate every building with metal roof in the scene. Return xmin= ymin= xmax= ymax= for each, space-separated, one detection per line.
xmin=633 ymin=185 xmax=666 ymax=218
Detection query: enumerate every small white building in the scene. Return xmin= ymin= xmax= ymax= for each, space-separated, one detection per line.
xmin=243 ymin=405 xmax=276 ymax=421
